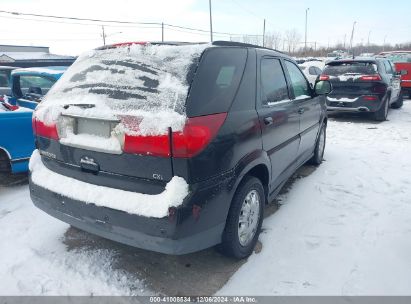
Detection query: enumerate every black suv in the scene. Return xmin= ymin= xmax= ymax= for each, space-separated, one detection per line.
xmin=321 ymin=57 xmax=403 ymax=120
xmin=29 ymin=41 xmax=330 ymax=259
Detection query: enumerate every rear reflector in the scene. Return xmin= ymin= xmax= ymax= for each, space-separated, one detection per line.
xmin=32 ymin=118 xmax=59 ymax=140
xmin=123 ymin=112 xmax=227 ymax=158
xmin=360 ymin=75 xmax=382 ymax=81
xmin=319 ymin=75 xmax=330 ymax=81
xmin=363 ymin=96 xmax=378 ymax=101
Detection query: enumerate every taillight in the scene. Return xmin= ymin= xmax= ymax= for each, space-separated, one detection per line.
xmin=172 ymin=113 xmax=227 ymax=158
xmin=360 ymin=75 xmax=382 ymax=81
xmin=32 ymin=118 xmax=59 ymax=140
xmin=124 ymin=133 xmax=170 ymax=157
xmin=123 ymin=112 xmax=227 ymax=158
xmin=319 ymin=75 xmax=330 ymax=81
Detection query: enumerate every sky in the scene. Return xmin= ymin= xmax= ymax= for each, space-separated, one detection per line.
xmin=1 ymin=0 xmax=410 ymax=55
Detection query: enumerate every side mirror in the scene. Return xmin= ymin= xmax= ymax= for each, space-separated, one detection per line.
xmin=314 ymin=80 xmax=332 ymax=95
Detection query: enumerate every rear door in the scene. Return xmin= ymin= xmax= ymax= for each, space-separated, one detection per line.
xmin=256 ymin=57 xmax=300 ymax=187
xmin=283 ymin=60 xmax=321 ymax=158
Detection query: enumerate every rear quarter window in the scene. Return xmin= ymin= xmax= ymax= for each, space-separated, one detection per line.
xmin=186 ymin=47 xmax=247 ymax=117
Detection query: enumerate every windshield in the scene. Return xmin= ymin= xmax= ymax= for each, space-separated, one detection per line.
xmin=323 ymin=62 xmax=377 ymax=75
xmin=42 ymin=44 xmax=208 ymax=116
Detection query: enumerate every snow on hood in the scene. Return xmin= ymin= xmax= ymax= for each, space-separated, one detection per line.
xmin=36 ymin=43 xmax=209 ymax=135
xmin=29 ymin=150 xmax=189 ymax=218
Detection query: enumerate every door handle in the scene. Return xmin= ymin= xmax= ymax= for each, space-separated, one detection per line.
xmin=298 ymin=108 xmax=305 ymax=114
xmin=263 ymin=116 xmax=273 ymax=125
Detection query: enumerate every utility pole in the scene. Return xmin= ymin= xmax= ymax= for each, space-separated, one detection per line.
xmin=350 ymin=21 xmax=357 ymax=58
xmin=262 ymin=19 xmax=266 ymax=47
xmin=343 ymin=34 xmax=347 ymax=50
xmin=209 ymin=0 xmax=213 ymax=42
xmin=367 ymin=30 xmax=371 ymax=48
xmin=383 ymin=35 xmax=387 ymax=51
xmin=305 ymin=8 xmax=309 ymax=54
xmin=101 ymin=25 xmax=106 ymax=46
xmin=162 ymin=22 xmax=164 ymax=42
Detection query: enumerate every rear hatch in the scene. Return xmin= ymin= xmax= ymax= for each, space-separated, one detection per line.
xmin=32 ymin=43 xmax=208 ymax=194
xmin=321 ymin=60 xmax=386 ymax=101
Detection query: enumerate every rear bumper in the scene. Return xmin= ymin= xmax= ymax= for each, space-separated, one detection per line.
xmin=326 ymin=95 xmax=383 ymax=113
xmin=401 ymin=80 xmax=411 ymax=88
xmin=30 ymin=180 xmax=224 ymax=254
xmin=327 ymin=106 xmax=370 ymax=112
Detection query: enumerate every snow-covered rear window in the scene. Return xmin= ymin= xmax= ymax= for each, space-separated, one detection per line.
xmin=38 ymin=44 xmax=208 ymax=133
xmin=323 ymin=62 xmax=378 ymax=76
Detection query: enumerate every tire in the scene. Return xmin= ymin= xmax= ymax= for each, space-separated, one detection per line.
xmin=308 ymin=123 xmax=326 ymax=166
xmin=0 ymin=151 xmax=10 ymax=173
xmin=373 ymin=95 xmax=389 ymax=121
xmin=220 ymin=176 xmax=264 ymax=259
xmin=391 ymin=92 xmax=403 ymax=109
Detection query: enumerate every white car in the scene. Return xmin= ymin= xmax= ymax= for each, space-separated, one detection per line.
xmin=299 ymin=62 xmax=324 ymax=86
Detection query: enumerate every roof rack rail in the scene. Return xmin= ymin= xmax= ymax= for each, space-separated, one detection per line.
xmin=212 ymin=40 xmax=284 ymax=53
xmin=96 ymin=40 xmax=285 ymax=54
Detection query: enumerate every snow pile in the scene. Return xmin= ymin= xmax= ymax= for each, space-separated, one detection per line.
xmin=219 ymin=100 xmax=411 ymax=295
xmin=0 ymin=185 xmax=148 ymax=295
xmin=37 ymin=43 xmax=208 ymax=135
xmin=29 ymin=150 xmax=189 ymax=218
xmin=59 ymin=133 xmax=122 ymax=154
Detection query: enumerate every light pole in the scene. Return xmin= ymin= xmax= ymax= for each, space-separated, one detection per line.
xmin=349 ymin=21 xmax=357 ymax=58
xmin=305 ymin=8 xmax=309 ymax=54
xmin=367 ymin=30 xmax=371 ymax=49
xmin=262 ymin=19 xmax=266 ymax=47
xmin=101 ymin=26 xmax=106 ymax=46
xmin=383 ymin=35 xmax=387 ymax=51
xmin=209 ymin=0 xmax=213 ymax=42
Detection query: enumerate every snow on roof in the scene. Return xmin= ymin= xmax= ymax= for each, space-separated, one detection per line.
xmin=36 ymin=43 xmax=209 ymax=136
xmin=12 ymin=66 xmax=67 ymax=76
xmin=0 ymin=52 xmax=75 ymax=62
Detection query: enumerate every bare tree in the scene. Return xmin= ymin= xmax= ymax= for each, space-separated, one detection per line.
xmin=242 ymin=34 xmax=262 ymax=46
xmin=264 ymin=31 xmax=282 ymax=50
xmin=284 ymin=29 xmax=302 ymax=54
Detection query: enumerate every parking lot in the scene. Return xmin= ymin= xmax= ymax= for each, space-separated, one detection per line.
xmin=1 ymin=100 xmax=410 ymax=295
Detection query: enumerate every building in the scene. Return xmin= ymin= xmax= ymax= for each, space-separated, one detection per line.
xmin=0 ymin=44 xmax=76 ymax=68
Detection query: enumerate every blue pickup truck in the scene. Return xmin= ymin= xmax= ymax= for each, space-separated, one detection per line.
xmin=0 ymin=66 xmax=66 ymax=174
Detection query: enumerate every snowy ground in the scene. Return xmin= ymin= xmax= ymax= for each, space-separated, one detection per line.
xmin=1 ymin=100 xmax=411 ymax=295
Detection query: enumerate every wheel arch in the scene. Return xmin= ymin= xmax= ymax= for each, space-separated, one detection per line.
xmin=0 ymin=147 xmax=11 ymax=173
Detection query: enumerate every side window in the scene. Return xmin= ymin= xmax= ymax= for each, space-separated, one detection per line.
xmin=315 ymin=67 xmax=322 ymax=75
xmin=20 ymin=75 xmax=55 ymax=90
xmin=383 ymin=61 xmax=393 ymax=75
xmin=284 ymin=61 xmax=311 ymax=99
xmin=0 ymin=71 xmax=9 ymax=87
xmin=388 ymin=61 xmax=396 ymax=74
xmin=308 ymin=66 xmax=317 ymax=75
xmin=260 ymin=58 xmax=289 ymax=105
